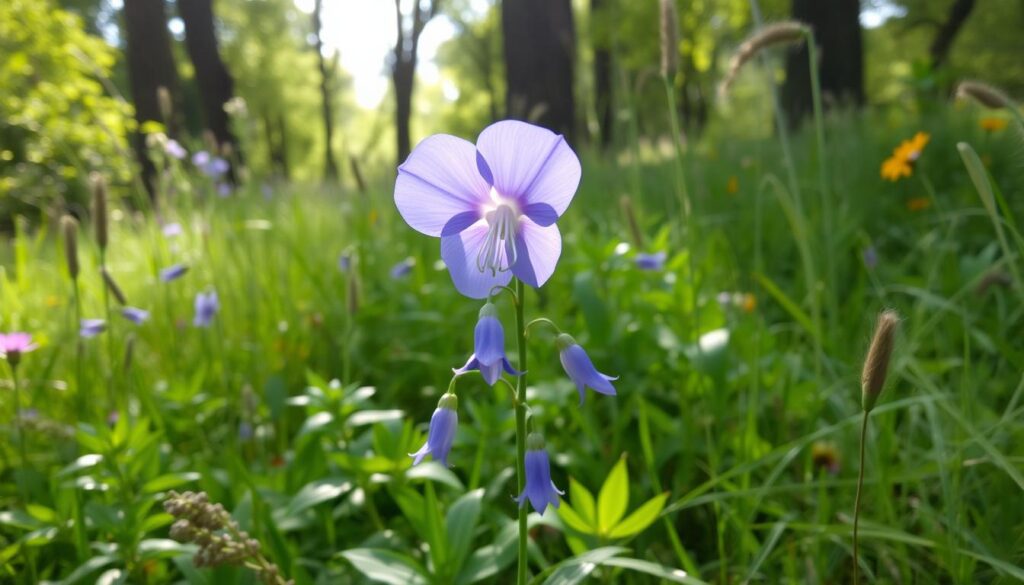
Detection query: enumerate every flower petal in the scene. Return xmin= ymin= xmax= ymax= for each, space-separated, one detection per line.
xmin=511 ymin=218 xmax=561 ymax=288
xmin=441 ymin=221 xmax=514 ymax=299
xmin=395 ymin=134 xmax=489 ymax=237
xmin=475 ymin=121 xmax=580 ymax=217
xmin=474 ymin=316 xmax=505 ymax=366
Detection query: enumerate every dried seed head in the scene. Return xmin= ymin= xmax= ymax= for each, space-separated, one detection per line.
xmin=659 ymin=0 xmax=679 ymax=78
xmin=955 ymin=80 xmax=1017 ymax=110
xmin=101 ymin=268 xmax=128 ymax=306
xmin=61 ymin=215 xmax=79 ymax=280
xmin=861 ymin=310 xmax=900 ymax=412
xmin=90 ymin=172 xmax=108 ymax=251
xmin=157 ymin=86 xmax=173 ymax=121
xmin=719 ymin=21 xmax=808 ymax=98
xmin=619 ymin=195 xmax=644 ymax=248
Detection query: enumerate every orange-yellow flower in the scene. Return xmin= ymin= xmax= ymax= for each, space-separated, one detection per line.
xmin=726 ymin=176 xmax=739 ymax=194
xmin=741 ymin=293 xmax=757 ymax=313
xmin=906 ymin=197 xmax=931 ymax=212
xmin=980 ymin=117 xmax=1008 ymax=132
xmin=881 ymin=131 xmax=930 ymax=182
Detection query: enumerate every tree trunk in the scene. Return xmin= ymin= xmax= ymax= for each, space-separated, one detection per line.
xmin=591 ymin=0 xmax=612 ymax=148
xmin=781 ymin=0 xmax=863 ymax=126
xmin=391 ymin=0 xmax=436 ymax=166
xmin=393 ymin=60 xmax=415 ymax=164
xmin=313 ymin=0 xmax=338 ymax=180
xmin=930 ymin=0 xmax=977 ymax=70
xmin=503 ymin=0 xmax=576 ymax=142
xmin=122 ymin=0 xmax=181 ymax=199
xmin=178 ymin=0 xmax=239 ymax=178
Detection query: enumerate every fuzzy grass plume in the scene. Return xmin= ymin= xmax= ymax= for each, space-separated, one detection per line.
xmin=861 ymin=309 xmax=899 ymax=413
xmin=658 ymin=0 xmax=679 ymax=79
xmin=90 ymin=172 xmax=108 ymax=252
xmin=61 ymin=215 xmax=79 ymax=281
xmin=955 ymin=80 xmax=1017 ymax=111
xmin=719 ymin=21 xmax=808 ymax=98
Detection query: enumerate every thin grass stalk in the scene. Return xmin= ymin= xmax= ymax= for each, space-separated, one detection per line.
xmin=805 ymin=33 xmax=838 ymax=341
xmin=513 ymin=278 xmax=529 ymax=585
xmin=852 ymin=411 xmax=868 ymax=585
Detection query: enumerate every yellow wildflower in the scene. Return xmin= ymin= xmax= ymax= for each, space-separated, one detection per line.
xmin=741 ymin=293 xmax=757 ymax=313
xmin=980 ymin=117 xmax=1008 ymax=132
xmin=881 ymin=131 xmax=930 ymax=182
xmin=906 ymin=197 xmax=931 ymax=212
xmin=881 ymin=157 xmax=911 ymax=181
xmin=726 ymin=176 xmax=739 ymax=194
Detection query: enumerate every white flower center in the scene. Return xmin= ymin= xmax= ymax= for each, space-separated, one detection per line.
xmin=477 ymin=199 xmax=520 ymax=276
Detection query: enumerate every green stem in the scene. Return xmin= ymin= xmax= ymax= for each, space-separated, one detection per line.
xmin=73 ymin=280 xmax=86 ymax=422
xmin=513 ymin=278 xmax=529 ymax=585
xmin=100 ymin=250 xmax=116 ymax=413
xmin=853 ymin=410 xmax=869 ymax=585
xmin=11 ymin=363 xmax=27 ymax=499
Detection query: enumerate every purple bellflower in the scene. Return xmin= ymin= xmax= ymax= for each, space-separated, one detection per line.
xmin=160 ymin=264 xmax=189 ymax=282
xmin=454 ymin=302 xmax=522 ymax=386
xmin=165 ymin=139 xmax=187 ymax=160
xmin=557 ymin=334 xmax=617 ymax=404
xmin=121 ymin=307 xmax=150 ymax=325
xmin=162 ymin=222 xmax=183 ymax=238
xmin=635 ymin=251 xmax=667 ymax=271
xmin=394 ymin=120 xmax=581 ymax=298
xmin=193 ymin=291 xmax=219 ymax=327
xmin=80 ymin=319 xmax=106 ymax=338
xmin=516 ymin=433 xmax=563 ymax=515
xmin=410 ymin=393 xmax=458 ymax=467
xmin=0 ymin=332 xmax=37 ymax=366
xmin=390 ymin=258 xmax=414 ymax=279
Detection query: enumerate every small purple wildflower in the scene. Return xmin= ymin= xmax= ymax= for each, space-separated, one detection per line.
xmin=410 ymin=393 xmax=458 ymax=467
xmin=216 ymin=183 xmax=233 ymax=197
xmin=0 ymin=332 xmax=37 ymax=360
xmin=390 ymin=258 xmax=414 ymax=279
xmin=19 ymin=407 xmax=39 ymax=421
xmin=106 ymin=410 xmax=119 ymax=427
xmin=635 ymin=251 xmax=667 ymax=271
xmin=261 ymin=183 xmax=273 ymax=200
xmin=394 ymin=120 xmax=582 ymax=298
xmin=208 ymin=157 xmax=230 ymax=176
xmin=863 ymin=246 xmax=878 ymax=270
xmin=453 ymin=302 xmax=522 ymax=386
xmin=716 ymin=291 xmax=732 ymax=306
xmin=192 ymin=150 xmax=211 ymax=168
xmin=192 ymin=151 xmax=229 ymax=178
xmin=238 ymin=421 xmax=254 ymax=441
xmin=516 ymin=433 xmax=563 ymax=515
xmin=193 ymin=291 xmax=219 ymax=327
xmin=80 ymin=319 xmax=106 ymax=338
xmin=557 ymin=333 xmax=617 ymax=404
xmin=121 ymin=307 xmax=150 ymax=325
xmin=162 ymin=222 xmax=183 ymax=238
xmin=160 ymin=264 xmax=189 ymax=282
xmin=338 ymin=252 xmax=352 ymax=273
xmin=165 ymin=139 xmax=187 ymax=160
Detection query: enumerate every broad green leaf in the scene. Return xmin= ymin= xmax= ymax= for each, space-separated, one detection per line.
xmin=456 ymin=519 xmax=518 ymax=585
xmin=341 ymin=548 xmax=429 ymax=585
xmin=557 ymin=501 xmax=595 ymax=535
xmin=141 ymin=472 xmax=201 ymax=494
xmin=297 ymin=412 xmax=334 ymax=437
xmin=597 ymin=456 xmax=629 ymax=533
xmin=568 ymin=478 xmax=596 ymax=526
xmin=541 ymin=546 xmax=627 ymax=585
xmin=445 ymin=488 xmax=484 ymax=576
xmin=406 ymin=461 xmax=466 ymax=491
xmin=424 ymin=481 xmax=447 ymax=570
xmin=284 ymin=478 xmax=352 ymax=517
xmin=608 ymin=492 xmax=669 ymax=539
xmin=349 ymin=409 xmax=404 ymax=426
xmin=138 ymin=539 xmax=196 ymax=560
xmin=57 ymin=454 xmax=103 ymax=477
xmin=56 ymin=554 xmax=117 ymax=585
xmin=601 ymin=557 xmax=707 ymax=584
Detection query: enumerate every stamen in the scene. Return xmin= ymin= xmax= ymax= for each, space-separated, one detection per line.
xmin=476 ymin=204 xmax=519 ymax=276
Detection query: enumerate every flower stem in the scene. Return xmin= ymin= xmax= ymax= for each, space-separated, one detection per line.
xmin=806 ymin=32 xmax=836 ymax=341
xmin=513 ymin=278 xmax=529 ymax=585
xmin=853 ymin=410 xmax=869 ymax=585
xmin=11 ymin=363 xmax=27 ymax=498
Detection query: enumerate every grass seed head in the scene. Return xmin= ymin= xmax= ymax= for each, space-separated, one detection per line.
xmin=955 ymin=80 xmax=1017 ymax=110
xmin=61 ymin=215 xmax=79 ymax=280
xmin=90 ymin=172 xmax=108 ymax=252
xmin=659 ymin=0 xmax=679 ymax=79
xmin=719 ymin=21 xmax=808 ymax=98
xmin=861 ymin=310 xmax=900 ymax=413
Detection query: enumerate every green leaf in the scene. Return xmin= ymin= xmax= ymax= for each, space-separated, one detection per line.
xmin=456 ymin=519 xmax=518 ymax=585
xmin=297 ymin=412 xmax=335 ymax=437
xmin=138 ymin=539 xmax=196 ymax=560
xmin=284 ymin=477 xmax=352 ymax=517
xmin=141 ymin=472 xmax=201 ymax=494
xmin=340 ymin=549 xmax=429 ymax=585
xmin=57 ymin=454 xmax=103 ymax=477
xmin=541 ymin=546 xmax=627 ymax=585
xmin=406 ymin=461 xmax=466 ymax=491
xmin=608 ymin=492 xmax=669 ymax=539
xmin=445 ymin=488 xmax=484 ymax=576
xmin=56 ymin=554 xmax=117 ymax=585
xmin=601 ymin=557 xmax=707 ymax=584
xmin=597 ymin=456 xmax=629 ymax=534
xmin=568 ymin=478 xmax=596 ymax=526
xmin=557 ymin=501 xmax=595 ymax=535
xmin=424 ymin=481 xmax=447 ymax=571
xmin=348 ymin=409 xmax=404 ymax=426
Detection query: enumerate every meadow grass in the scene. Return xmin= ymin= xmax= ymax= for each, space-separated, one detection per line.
xmin=1 ymin=103 xmax=1023 ymax=583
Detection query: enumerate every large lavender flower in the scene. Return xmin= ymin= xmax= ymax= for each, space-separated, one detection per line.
xmin=454 ymin=302 xmax=522 ymax=386
xmin=516 ymin=433 xmax=563 ymax=515
xmin=394 ymin=120 xmax=581 ymax=298
xmin=557 ymin=334 xmax=617 ymax=404
xmin=193 ymin=291 xmax=219 ymax=327
xmin=410 ymin=394 xmax=458 ymax=467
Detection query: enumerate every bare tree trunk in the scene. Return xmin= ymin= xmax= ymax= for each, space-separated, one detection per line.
xmin=391 ymin=0 xmax=437 ymax=166
xmin=591 ymin=0 xmax=613 ymax=148
xmin=930 ymin=0 xmax=977 ymax=70
xmin=313 ymin=0 xmax=339 ymax=180
xmin=122 ymin=0 xmax=181 ymax=199
xmin=781 ymin=0 xmax=863 ymax=126
xmin=178 ymin=0 xmax=239 ymax=179
xmin=502 ymin=0 xmax=576 ymax=142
